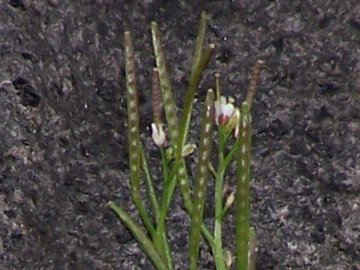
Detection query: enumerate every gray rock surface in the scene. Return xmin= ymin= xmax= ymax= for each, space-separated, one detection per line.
xmin=0 ymin=1 xmax=359 ymax=269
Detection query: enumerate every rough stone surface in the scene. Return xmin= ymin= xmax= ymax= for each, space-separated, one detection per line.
xmin=0 ymin=1 xmax=359 ymax=269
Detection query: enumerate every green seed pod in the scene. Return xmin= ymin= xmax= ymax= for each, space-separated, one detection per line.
xmin=189 ymin=89 xmax=214 ymax=270
xmin=235 ymin=101 xmax=251 ymax=270
xmin=151 ymin=22 xmax=179 ymax=150
xmin=124 ymin=31 xmax=155 ymax=237
xmin=124 ymin=31 xmax=140 ymax=193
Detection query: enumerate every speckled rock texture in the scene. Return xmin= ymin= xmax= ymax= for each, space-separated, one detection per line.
xmin=0 ymin=1 xmax=359 ymax=269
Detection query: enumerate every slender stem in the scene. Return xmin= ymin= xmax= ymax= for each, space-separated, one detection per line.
xmin=107 ymin=202 xmax=168 ymax=270
xmin=161 ymin=231 xmax=173 ymax=270
xmin=224 ymin=137 xmax=241 ymax=169
xmin=140 ymin=144 xmax=160 ymax=221
xmin=213 ymin=179 xmax=226 ymax=270
xmin=154 ymin=149 xmax=173 ymax=270
xmin=132 ymin=193 xmax=156 ymax=237
xmin=213 ymin=126 xmax=227 ymax=270
xmin=167 ymin=155 xmax=216 ymax=250
xmin=213 ymin=76 xmax=226 ymax=270
xmin=201 ymin=224 xmax=215 ymax=247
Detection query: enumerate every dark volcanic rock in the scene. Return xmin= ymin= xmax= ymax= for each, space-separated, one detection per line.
xmin=0 ymin=1 xmax=359 ymax=269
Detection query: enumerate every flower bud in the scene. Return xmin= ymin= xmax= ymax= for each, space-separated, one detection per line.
xmin=224 ymin=249 xmax=233 ymax=268
xmin=224 ymin=191 xmax=235 ymax=211
xmin=151 ymin=123 xmax=166 ymax=147
xmin=182 ymin=144 xmax=196 ymax=157
xmin=226 ymin=108 xmax=240 ymax=137
xmin=165 ymin=147 xmax=173 ymax=160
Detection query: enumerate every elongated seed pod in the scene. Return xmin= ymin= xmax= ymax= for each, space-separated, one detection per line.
xmin=245 ymin=60 xmax=263 ymax=109
xmin=177 ymin=11 xmax=214 ymax=151
xmin=151 ymin=22 xmax=193 ymax=212
xmin=235 ymin=102 xmax=252 ymax=270
xmin=152 ymin=68 xmax=162 ymax=125
xmin=151 ymin=22 xmax=179 ymax=149
xmin=124 ymin=31 xmax=155 ymax=236
xmin=189 ymin=89 xmax=214 ymax=270
xmin=248 ymin=227 xmax=257 ymax=270
xmin=124 ymin=31 xmax=140 ymax=195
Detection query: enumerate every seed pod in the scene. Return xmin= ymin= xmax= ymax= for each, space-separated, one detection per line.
xmin=124 ymin=31 xmax=155 ymax=236
xmin=235 ymin=101 xmax=251 ymax=270
xmin=189 ymin=89 xmax=214 ymax=270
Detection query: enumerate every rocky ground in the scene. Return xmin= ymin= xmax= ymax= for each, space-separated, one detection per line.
xmin=0 ymin=1 xmax=359 ymax=269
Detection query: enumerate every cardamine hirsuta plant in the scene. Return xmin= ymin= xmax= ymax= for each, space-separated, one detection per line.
xmin=107 ymin=11 xmax=263 ymax=270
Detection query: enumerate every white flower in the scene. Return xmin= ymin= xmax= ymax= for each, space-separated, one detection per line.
xmin=151 ymin=123 xmax=166 ymax=147
xmin=214 ymin=96 xmax=242 ymax=137
xmin=214 ymin=96 xmax=235 ymax=125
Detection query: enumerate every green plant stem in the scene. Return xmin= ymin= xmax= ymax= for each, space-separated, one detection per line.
xmin=153 ymin=148 xmax=173 ymax=270
xmin=140 ymin=144 xmax=160 ymax=221
xmin=213 ymin=127 xmax=227 ymax=270
xmin=223 ymin=135 xmax=239 ymax=168
xmin=201 ymin=224 xmax=215 ymax=246
xmin=164 ymin=159 xmax=215 ymax=254
xmin=167 ymin=158 xmax=215 ymax=250
xmin=157 ymin=150 xmax=178 ymax=225
xmin=107 ymin=202 xmax=168 ymax=270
